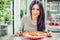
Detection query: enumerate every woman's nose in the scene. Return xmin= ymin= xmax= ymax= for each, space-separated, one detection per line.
xmin=34 ymin=10 xmax=37 ymax=13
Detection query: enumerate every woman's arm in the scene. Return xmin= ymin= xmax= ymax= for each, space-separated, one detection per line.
xmin=16 ymin=17 xmax=25 ymax=36
xmin=16 ymin=21 xmax=24 ymax=36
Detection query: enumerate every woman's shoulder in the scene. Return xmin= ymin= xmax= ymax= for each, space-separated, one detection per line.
xmin=21 ymin=15 xmax=30 ymax=21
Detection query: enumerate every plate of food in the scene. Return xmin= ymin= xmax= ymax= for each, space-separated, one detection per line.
xmin=22 ymin=31 xmax=46 ymax=39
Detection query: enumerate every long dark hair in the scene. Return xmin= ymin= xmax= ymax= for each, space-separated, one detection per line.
xmin=30 ymin=0 xmax=45 ymax=32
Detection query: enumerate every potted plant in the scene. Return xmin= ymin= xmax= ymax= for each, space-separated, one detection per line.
xmin=0 ymin=0 xmax=12 ymax=37
xmin=0 ymin=11 xmax=12 ymax=37
xmin=4 ymin=12 xmax=12 ymax=24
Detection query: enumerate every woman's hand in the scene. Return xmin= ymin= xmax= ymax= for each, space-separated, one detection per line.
xmin=16 ymin=32 xmax=22 ymax=36
xmin=47 ymin=32 xmax=52 ymax=37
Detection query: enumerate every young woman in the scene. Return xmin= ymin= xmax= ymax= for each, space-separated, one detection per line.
xmin=16 ymin=0 xmax=45 ymax=36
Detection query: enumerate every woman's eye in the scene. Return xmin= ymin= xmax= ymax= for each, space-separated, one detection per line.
xmin=32 ymin=8 xmax=40 ymax=11
xmin=32 ymin=8 xmax=35 ymax=10
xmin=37 ymin=9 xmax=40 ymax=11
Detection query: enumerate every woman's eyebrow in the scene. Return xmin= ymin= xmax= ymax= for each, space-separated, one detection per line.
xmin=32 ymin=8 xmax=35 ymax=10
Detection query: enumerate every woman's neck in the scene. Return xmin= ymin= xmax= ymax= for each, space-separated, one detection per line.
xmin=32 ymin=16 xmax=37 ymax=23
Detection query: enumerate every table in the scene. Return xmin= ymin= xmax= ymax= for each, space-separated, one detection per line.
xmin=8 ymin=33 xmax=60 ymax=40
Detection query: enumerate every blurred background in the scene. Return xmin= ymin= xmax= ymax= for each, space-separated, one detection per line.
xmin=0 ymin=0 xmax=60 ymax=40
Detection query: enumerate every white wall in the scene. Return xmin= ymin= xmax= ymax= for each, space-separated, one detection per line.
xmin=26 ymin=0 xmax=33 ymax=16
xmin=14 ymin=0 xmax=20 ymax=34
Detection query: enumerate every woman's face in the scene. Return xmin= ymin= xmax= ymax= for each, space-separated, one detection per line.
xmin=32 ymin=4 xmax=40 ymax=18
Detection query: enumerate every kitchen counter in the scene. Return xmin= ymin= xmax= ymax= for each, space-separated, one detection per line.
xmin=8 ymin=33 xmax=60 ymax=40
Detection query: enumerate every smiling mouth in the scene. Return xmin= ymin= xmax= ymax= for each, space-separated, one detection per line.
xmin=34 ymin=14 xmax=38 ymax=16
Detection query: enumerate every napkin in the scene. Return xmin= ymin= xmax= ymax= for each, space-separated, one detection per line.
xmin=14 ymin=36 xmax=23 ymax=40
